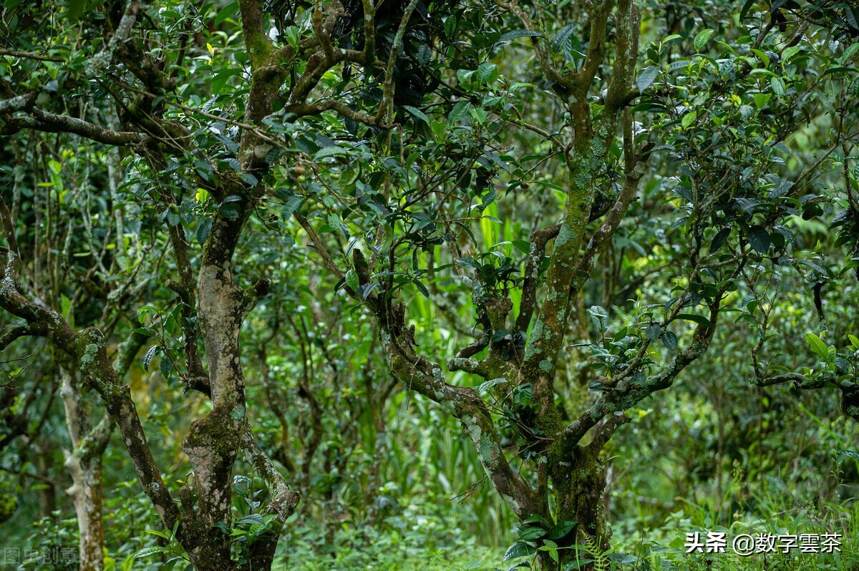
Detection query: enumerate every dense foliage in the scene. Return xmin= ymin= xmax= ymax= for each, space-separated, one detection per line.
xmin=1 ymin=0 xmax=858 ymax=569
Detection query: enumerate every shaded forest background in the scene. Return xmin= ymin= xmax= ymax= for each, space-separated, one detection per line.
xmin=1 ymin=0 xmax=858 ymax=569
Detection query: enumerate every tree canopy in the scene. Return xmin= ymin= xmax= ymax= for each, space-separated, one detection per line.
xmin=1 ymin=0 xmax=858 ymax=569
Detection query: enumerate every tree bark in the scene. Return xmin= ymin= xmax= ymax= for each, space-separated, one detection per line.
xmin=60 ymin=368 xmax=108 ymax=571
xmin=65 ymin=459 xmax=105 ymax=571
xmin=554 ymin=457 xmax=610 ymax=550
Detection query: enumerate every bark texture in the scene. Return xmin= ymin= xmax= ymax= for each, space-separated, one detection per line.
xmin=61 ymin=369 xmax=108 ymax=571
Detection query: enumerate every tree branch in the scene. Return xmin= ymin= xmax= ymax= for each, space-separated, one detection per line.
xmin=20 ymin=108 xmax=146 ymax=146
xmin=0 ymin=92 xmax=36 ymax=114
xmin=563 ymin=293 xmax=724 ymax=448
xmin=0 ymin=250 xmax=183 ymax=538
xmin=0 ymin=49 xmax=64 ymax=62
xmin=376 ymin=0 xmax=421 ymax=125
xmin=515 ymin=223 xmax=560 ymax=333
xmin=88 ymin=0 xmax=142 ymax=75
xmin=0 ymin=324 xmax=38 ymax=350
xmin=605 ymin=0 xmax=640 ymax=111
xmin=573 ymin=0 xmax=615 ymax=95
xmin=344 ymin=246 xmax=541 ymax=518
xmin=241 ymin=424 xmax=300 ymax=521
xmin=575 ymin=109 xmax=647 ymax=279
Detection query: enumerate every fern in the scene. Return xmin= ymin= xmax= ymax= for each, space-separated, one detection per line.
xmin=581 ymin=531 xmax=609 ymax=571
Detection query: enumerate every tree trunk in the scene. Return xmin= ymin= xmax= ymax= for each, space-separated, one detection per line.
xmin=244 ymin=532 xmax=280 ymax=570
xmin=180 ymin=247 xmax=250 ymax=570
xmin=549 ymin=448 xmax=611 ymax=569
xmin=182 ymin=408 xmax=240 ymax=570
xmin=185 ymin=536 xmax=234 ymax=571
xmin=60 ymin=368 xmax=108 ymax=571
xmin=65 ymin=457 xmax=105 ymax=571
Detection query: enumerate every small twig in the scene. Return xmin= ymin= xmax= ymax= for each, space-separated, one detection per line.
xmin=0 ymin=49 xmax=64 ymax=62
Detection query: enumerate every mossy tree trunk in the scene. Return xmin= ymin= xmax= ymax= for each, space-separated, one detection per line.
xmin=342 ymin=0 xmax=647 ymax=561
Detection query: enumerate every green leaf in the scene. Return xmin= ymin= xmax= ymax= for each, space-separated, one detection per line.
xmin=782 ymin=45 xmax=802 ymax=63
xmin=504 ymin=541 xmax=536 ymax=560
xmin=476 ymin=62 xmax=499 ymax=84
xmin=753 ymin=92 xmax=772 ymax=108
xmin=608 ymin=553 xmax=639 ymax=565
xmin=160 ymin=356 xmax=173 ymax=379
xmin=282 ymin=195 xmax=303 ymax=219
xmin=239 ymin=172 xmax=258 ymax=187
xmin=143 ymin=528 xmax=172 ymax=540
xmin=518 ymin=526 xmax=547 ymax=541
xmin=587 ymin=305 xmax=609 ymax=320
xmin=512 ymin=239 xmax=531 ymax=254
xmin=749 ymin=68 xmax=776 ymax=78
xmin=848 ymin=334 xmax=859 ymax=349
xmin=548 ymin=519 xmax=576 ymax=540
xmin=636 ymin=66 xmax=659 ymax=92
xmin=237 ymin=514 xmax=264 ymax=526
xmin=694 ymin=29 xmax=714 ymax=51
xmin=194 ymin=159 xmax=214 ymax=183
xmin=413 ymin=279 xmax=430 ymax=298
xmin=429 ymin=119 xmax=447 ymax=142
xmin=709 ymin=227 xmax=730 ymax=252
xmin=748 ymin=226 xmax=771 ymax=253
xmin=196 ymin=218 xmax=213 ymax=245
xmin=676 ymin=313 xmax=710 ymax=327
xmin=660 ymin=331 xmax=678 ymax=351
xmin=133 ymin=546 xmax=165 ymax=559
xmin=669 ymin=60 xmax=691 ymax=72
xmin=285 ymin=26 xmax=301 ymax=50
xmin=60 ymin=294 xmax=73 ymax=323
xmin=327 ymin=213 xmax=348 ymax=236
xmin=479 ymin=378 xmax=508 ymax=394
xmin=403 ymin=105 xmax=430 ymax=124
xmin=804 ymin=333 xmax=830 ymax=359
xmin=314 ymin=146 xmax=348 ymax=160
xmin=539 ymin=540 xmax=559 ymax=563
xmin=841 ymin=43 xmax=859 ymax=64
xmin=448 ymin=100 xmax=470 ymax=123
xmin=752 ymin=48 xmax=770 ymax=66
xmin=65 ymin=0 xmax=88 ymax=20
xmin=681 ymin=111 xmax=697 ymax=129
xmin=219 ymin=203 xmax=240 ymax=221
xmin=345 ymin=269 xmax=359 ymax=293
xmin=770 ymin=76 xmax=785 ymax=97
xmin=214 ymin=3 xmax=238 ymax=25
xmin=822 ymin=66 xmax=859 ymax=77
xmin=496 ymin=29 xmax=542 ymax=46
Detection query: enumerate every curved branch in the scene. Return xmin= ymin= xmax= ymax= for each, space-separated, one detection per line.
xmin=563 ymin=293 xmax=724 ymax=448
xmin=18 ymin=108 xmax=146 ymax=145
xmin=752 ymin=372 xmax=830 ymax=389
xmin=241 ymin=424 xmax=300 ymax=521
xmin=0 ymin=324 xmax=39 ymax=350
xmin=381 ymin=327 xmax=540 ymax=517
xmin=0 ymin=251 xmax=183 ymax=539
